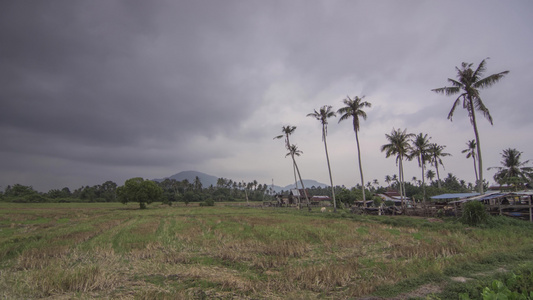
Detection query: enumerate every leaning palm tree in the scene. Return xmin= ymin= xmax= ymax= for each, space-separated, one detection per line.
xmin=428 ymin=143 xmax=451 ymax=189
xmin=286 ymin=144 xmax=302 ymax=190
xmin=432 ymin=58 xmax=509 ymax=194
xmin=381 ymin=128 xmax=414 ymax=211
xmin=274 ymin=126 xmax=310 ymax=210
xmin=275 ymin=126 xmax=299 ymax=188
xmin=307 ymin=105 xmax=338 ymax=212
xmin=286 ymin=144 xmax=309 ymax=209
xmin=410 ymin=133 xmax=431 ymax=203
xmin=462 ymin=139 xmax=479 ymax=185
xmin=337 ymin=95 xmax=372 ymax=206
xmin=488 ymin=148 xmax=533 ymax=190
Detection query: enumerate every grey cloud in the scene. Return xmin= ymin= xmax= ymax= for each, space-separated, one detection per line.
xmin=1 ymin=0 xmax=532 ymax=191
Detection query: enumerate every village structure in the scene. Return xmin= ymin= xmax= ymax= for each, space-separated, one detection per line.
xmin=264 ymin=187 xmax=533 ymax=222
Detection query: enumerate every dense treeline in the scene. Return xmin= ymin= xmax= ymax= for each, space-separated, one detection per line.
xmin=0 ymin=176 xmax=274 ymax=205
xmin=0 ymin=172 xmax=484 ymax=206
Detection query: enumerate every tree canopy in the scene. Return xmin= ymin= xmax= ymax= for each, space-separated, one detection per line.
xmin=117 ymin=177 xmax=163 ymax=209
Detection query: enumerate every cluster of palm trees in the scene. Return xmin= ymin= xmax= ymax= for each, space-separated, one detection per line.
xmin=380 ymin=129 xmax=451 ymax=210
xmin=275 ymin=58 xmax=512 ymax=210
xmin=275 ymin=96 xmax=372 ymax=211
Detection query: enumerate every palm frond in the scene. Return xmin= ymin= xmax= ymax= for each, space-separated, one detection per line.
xmin=447 ymin=96 xmax=463 ymax=121
xmin=473 ymin=71 xmax=510 ymax=89
xmin=472 ymin=58 xmax=488 ymax=81
xmin=473 ymin=97 xmax=494 ymax=125
xmin=337 ymin=113 xmax=351 ymax=123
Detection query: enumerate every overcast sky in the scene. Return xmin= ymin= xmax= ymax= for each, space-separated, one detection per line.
xmin=1 ymin=1 xmax=532 ymax=192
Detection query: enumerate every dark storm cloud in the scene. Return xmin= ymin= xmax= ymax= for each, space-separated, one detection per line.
xmin=0 ymin=1 xmax=264 ymax=155
xmin=1 ymin=1 xmax=532 ymax=191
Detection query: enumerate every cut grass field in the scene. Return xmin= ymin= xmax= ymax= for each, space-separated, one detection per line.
xmin=1 ymin=202 xmax=532 ymax=299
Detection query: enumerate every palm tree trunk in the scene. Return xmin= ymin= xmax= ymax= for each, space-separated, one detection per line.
xmin=469 ymin=100 xmax=484 ymax=194
xmin=354 ymin=129 xmax=367 ymax=207
xmin=291 ymin=154 xmax=310 ymax=211
xmin=323 ymin=127 xmax=337 ymax=212
xmin=473 ymin=156 xmax=479 ymax=184
xmin=293 ymin=162 xmax=299 ymax=189
xmin=398 ymin=158 xmax=405 ymax=211
xmin=435 ymin=161 xmax=442 ymax=189
xmin=421 ymin=156 xmax=426 ymax=204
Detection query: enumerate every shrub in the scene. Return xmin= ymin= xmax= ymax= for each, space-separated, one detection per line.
xmin=199 ymin=198 xmax=215 ymax=207
xmin=459 ymin=271 xmax=533 ymax=300
xmin=461 ymin=201 xmax=488 ymax=226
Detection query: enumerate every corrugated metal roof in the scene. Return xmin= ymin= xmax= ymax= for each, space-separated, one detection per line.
xmin=430 ymin=193 xmax=479 ymax=200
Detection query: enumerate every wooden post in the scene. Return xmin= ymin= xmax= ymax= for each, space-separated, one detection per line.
xmin=527 ymin=196 xmax=531 ymax=222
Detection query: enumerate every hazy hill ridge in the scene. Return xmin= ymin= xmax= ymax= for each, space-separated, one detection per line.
xmin=153 ymin=171 xmax=219 ymax=187
xmin=154 ymin=171 xmax=328 ymax=193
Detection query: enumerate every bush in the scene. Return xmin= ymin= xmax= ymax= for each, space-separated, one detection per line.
xmin=461 ymin=201 xmax=488 ymax=226
xmin=199 ymin=198 xmax=215 ymax=207
xmin=459 ymin=270 xmax=533 ymax=300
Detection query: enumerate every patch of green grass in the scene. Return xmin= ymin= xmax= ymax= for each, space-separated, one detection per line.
xmin=356 ymin=226 xmax=369 ymax=235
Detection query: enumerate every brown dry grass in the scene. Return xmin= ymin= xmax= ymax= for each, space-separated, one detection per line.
xmin=1 ymin=203 xmax=533 ymax=299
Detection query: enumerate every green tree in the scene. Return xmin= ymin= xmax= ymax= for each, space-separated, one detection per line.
xmin=410 ymin=133 xmax=431 ymax=203
xmin=428 ymin=143 xmax=451 ymax=189
xmin=337 ymin=95 xmax=372 ymax=207
xmin=385 ymin=175 xmax=392 ymax=187
xmin=100 ymin=181 xmax=117 ymax=202
xmin=117 ymin=177 xmax=163 ymax=209
xmin=432 ymin=58 xmax=509 ymax=194
xmin=426 ymin=169 xmax=436 ymax=183
xmin=381 ymin=128 xmax=414 ymax=211
xmin=488 ymin=148 xmax=533 ymax=190
xmin=462 ymin=139 xmax=479 ymax=185
xmin=79 ymin=186 xmax=97 ymax=202
xmin=307 ymin=105 xmax=338 ymax=212
xmin=193 ymin=176 xmax=203 ymax=191
xmin=5 ymin=184 xmax=38 ymax=198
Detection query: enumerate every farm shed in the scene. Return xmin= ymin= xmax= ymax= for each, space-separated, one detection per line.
xmin=445 ymin=191 xmax=533 ymax=222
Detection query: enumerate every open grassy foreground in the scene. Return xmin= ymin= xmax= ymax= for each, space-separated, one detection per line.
xmin=1 ymin=203 xmax=532 ymax=299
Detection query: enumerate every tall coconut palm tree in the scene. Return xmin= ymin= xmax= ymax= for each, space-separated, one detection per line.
xmin=410 ymin=133 xmax=431 ymax=202
xmin=462 ymin=139 xmax=479 ymax=185
xmin=488 ymin=148 xmax=533 ymax=190
xmin=428 ymin=143 xmax=451 ymax=189
xmin=274 ymin=126 xmax=310 ymax=210
xmin=307 ymin=105 xmax=338 ymax=212
xmin=432 ymin=59 xmax=509 ymax=194
xmin=381 ymin=128 xmax=414 ymax=211
xmin=337 ymin=95 xmax=372 ymax=206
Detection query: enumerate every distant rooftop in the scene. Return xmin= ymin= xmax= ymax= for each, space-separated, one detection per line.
xmin=430 ymin=193 xmax=479 ymax=200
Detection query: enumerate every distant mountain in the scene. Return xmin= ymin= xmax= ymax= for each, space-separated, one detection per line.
xmin=280 ymin=179 xmax=329 ymax=191
xmin=154 ymin=170 xmax=219 ymax=187
xmin=154 ymin=171 xmax=328 ymax=193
